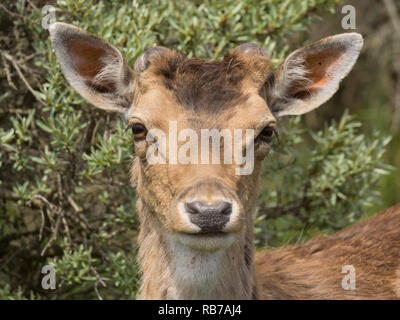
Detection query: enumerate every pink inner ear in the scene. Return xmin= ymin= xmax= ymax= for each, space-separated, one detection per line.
xmin=66 ymin=38 xmax=116 ymax=92
xmin=304 ymin=47 xmax=344 ymax=91
xmin=287 ymin=47 xmax=344 ymax=99
xmin=308 ymin=77 xmax=329 ymax=90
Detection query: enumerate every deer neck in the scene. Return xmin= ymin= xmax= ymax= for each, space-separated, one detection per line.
xmin=136 ymin=198 xmax=258 ymax=300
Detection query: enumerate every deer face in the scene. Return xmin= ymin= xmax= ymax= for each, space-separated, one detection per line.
xmin=131 ymin=99 xmax=270 ymax=251
xmin=127 ymin=46 xmax=276 ymax=252
xmin=50 ymin=23 xmax=363 ymax=252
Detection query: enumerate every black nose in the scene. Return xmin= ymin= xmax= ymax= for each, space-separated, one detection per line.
xmin=185 ymin=201 xmax=232 ymax=232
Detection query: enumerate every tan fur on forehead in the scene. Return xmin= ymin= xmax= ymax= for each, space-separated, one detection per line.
xmin=141 ymin=50 xmax=270 ymax=112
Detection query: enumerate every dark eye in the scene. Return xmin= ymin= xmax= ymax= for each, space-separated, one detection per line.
xmin=255 ymin=126 xmax=276 ymax=144
xmin=129 ymin=123 xmax=147 ymax=140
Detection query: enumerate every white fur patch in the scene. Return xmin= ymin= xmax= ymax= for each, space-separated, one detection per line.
xmin=164 ymin=232 xmax=233 ymax=299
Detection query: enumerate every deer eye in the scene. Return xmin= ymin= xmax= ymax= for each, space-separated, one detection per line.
xmin=129 ymin=123 xmax=147 ymax=140
xmin=255 ymin=126 xmax=276 ymax=144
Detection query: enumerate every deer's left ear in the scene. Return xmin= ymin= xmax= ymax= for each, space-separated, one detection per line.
xmin=265 ymin=33 xmax=363 ymax=117
xmin=49 ymin=22 xmax=134 ymax=115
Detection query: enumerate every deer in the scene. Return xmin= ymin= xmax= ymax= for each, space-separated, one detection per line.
xmin=49 ymin=22 xmax=400 ymax=300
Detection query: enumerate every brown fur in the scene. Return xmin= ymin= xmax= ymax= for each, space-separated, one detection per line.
xmin=141 ymin=50 xmax=268 ymax=113
xmin=256 ymin=203 xmax=400 ymax=299
xmin=50 ymin=23 xmax=399 ymax=299
xmin=130 ymin=45 xmax=400 ymax=299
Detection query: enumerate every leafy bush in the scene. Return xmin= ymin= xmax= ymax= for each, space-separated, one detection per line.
xmin=0 ymin=0 xmax=391 ymax=299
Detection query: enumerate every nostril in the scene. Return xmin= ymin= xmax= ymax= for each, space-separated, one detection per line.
xmin=185 ymin=201 xmax=232 ymax=216
xmin=185 ymin=201 xmax=203 ymax=215
xmin=218 ymin=201 xmax=232 ymax=215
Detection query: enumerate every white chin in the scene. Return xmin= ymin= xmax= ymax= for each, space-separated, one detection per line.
xmin=175 ymin=233 xmax=236 ymax=253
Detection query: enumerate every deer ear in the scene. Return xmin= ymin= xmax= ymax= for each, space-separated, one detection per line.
xmin=265 ymin=33 xmax=363 ymax=117
xmin=49 ymin=22 xmax=134 ymax=115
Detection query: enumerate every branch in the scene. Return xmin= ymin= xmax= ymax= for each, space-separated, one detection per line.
xmin=0 ymin=188 xmax=42 ymax=209
xmin=0 ymin=50 xmax=47 ymax=107
xmin=40 ymin=210 xmax=61 ymax=256
xmin=0 ymin=3 xmax=39 ymax=25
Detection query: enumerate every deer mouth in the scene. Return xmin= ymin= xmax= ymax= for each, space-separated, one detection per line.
xmin=182 ymin=231 xmax=229 ymax=239
xmin=174 ymin=231 xmax=236 ymax=252
xmin=183 ymin=231 xmax=227 ymax=237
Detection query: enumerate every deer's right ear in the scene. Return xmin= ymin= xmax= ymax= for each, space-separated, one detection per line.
xmin=265 ymin=33 xmax=363 ymax=117
xmin=49 ymin=22 xmax=134 ymax=115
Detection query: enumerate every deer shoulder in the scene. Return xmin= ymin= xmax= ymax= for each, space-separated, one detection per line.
xmin=256 ymin=203 xmax=400 ymax=299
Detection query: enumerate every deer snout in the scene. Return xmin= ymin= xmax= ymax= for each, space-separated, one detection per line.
xmin=173 ymin=180 xmax=243 ymax=236
xmin=185 ymin=201 xmax=232 ymax=232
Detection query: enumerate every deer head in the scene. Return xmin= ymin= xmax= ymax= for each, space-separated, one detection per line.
xmin=50 ymin=22 xmax=363 ymax=298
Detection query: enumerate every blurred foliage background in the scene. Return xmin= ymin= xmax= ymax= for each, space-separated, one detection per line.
xmin=0 ymin=0 xmax=398 ymax=299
